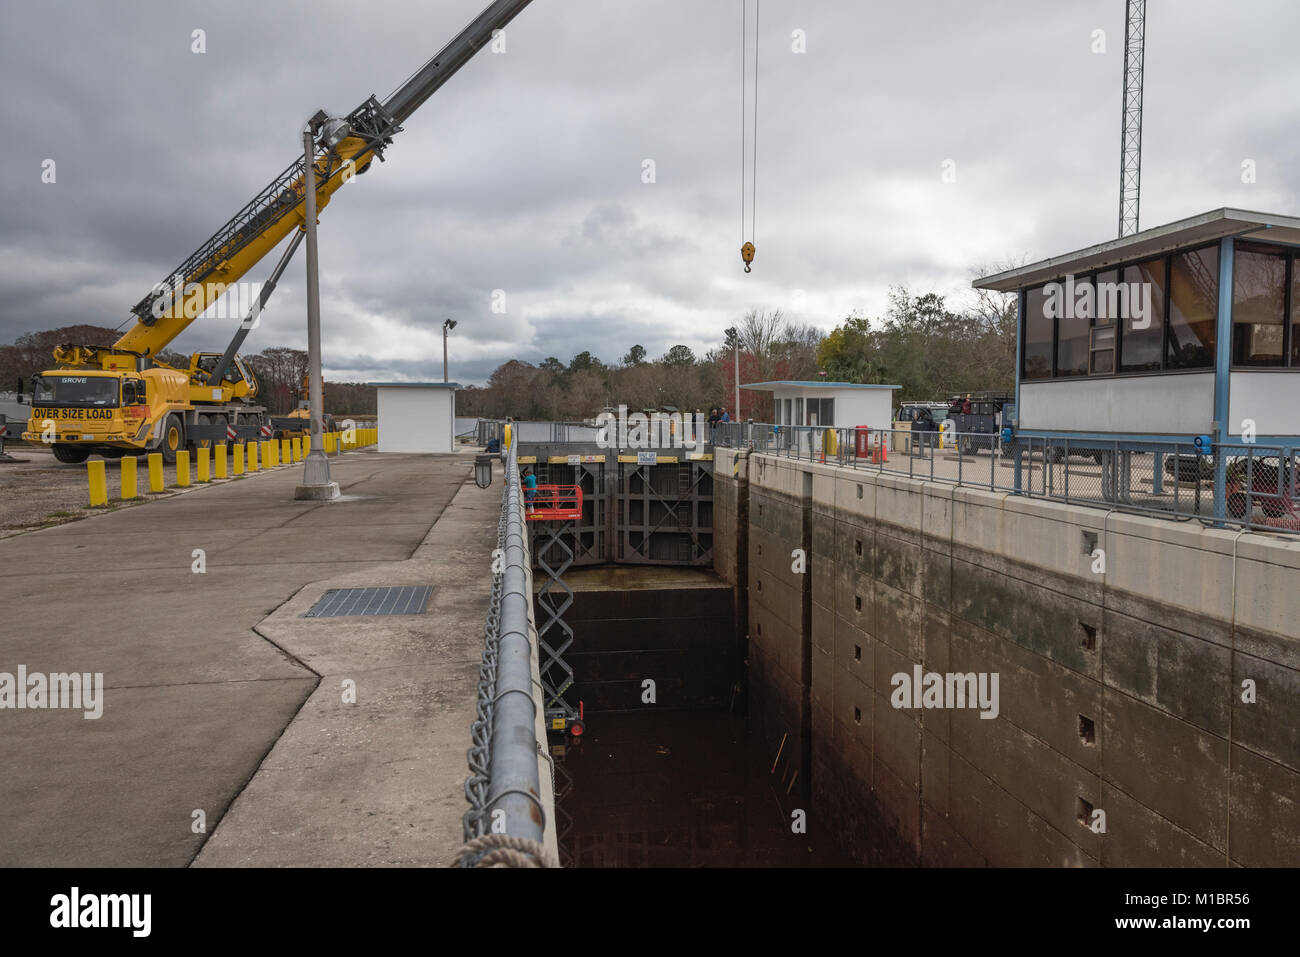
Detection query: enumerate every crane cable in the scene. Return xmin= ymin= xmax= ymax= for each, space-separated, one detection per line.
xmin=740 ymin=0 xmax=759 ymax=273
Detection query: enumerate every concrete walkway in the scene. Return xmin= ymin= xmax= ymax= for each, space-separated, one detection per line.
xmin=0 ymin=449 xmax=495 ymax=867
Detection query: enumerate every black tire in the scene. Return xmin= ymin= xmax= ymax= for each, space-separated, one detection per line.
xmin=158 ymin=414 xmax=184 ymax=465
xmin=51 ymin=444 xmax=90 ymax=464
xmin=1262 ymin=496 xmax=1287 ymax=518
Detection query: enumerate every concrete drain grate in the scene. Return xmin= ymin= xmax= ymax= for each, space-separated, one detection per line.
xmin=303 ymin=586 xmax=432 ymax=618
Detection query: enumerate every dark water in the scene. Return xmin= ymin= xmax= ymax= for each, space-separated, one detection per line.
xmin=553 ymin=710 xmax=854 ymax=868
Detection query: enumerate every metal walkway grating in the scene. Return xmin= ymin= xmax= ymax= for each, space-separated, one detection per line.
xmin=303 ymin=585 xmax=433 ymax=618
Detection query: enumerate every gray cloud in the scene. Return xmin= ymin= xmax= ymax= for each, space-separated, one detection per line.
xmin=2 ymin=0 xmax=1298 ymax=385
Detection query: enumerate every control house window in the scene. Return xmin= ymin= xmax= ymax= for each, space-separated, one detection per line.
xmin=1167 ymin=245 xmax=1219 ymax=370
xmin=1232 ymin=243 xmax=1288 ymax=367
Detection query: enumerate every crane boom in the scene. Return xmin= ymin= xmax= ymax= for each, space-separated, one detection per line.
xmin=116 ymin=0 xmax=536 ymax=357
xmin=28 ymin=0 xmax=537 ymax=466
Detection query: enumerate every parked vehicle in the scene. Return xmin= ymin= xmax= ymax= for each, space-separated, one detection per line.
xmin=1164 ymin=453 xmax=1215 ymax=483
xmin=945 ymin=392 xmax=1013 ymax=454
xmin=1226 ymin=456 xmax=1297 ymax=520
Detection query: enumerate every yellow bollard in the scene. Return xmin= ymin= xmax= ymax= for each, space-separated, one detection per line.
xmin=120 ymin=456 xmax=137 ymax=500
xmin=233 ymin=443 xmax=245 ymax=475
xmin=148 ymin=453 xmax=164 ymax=492
xmin=293 ymin=437 xmax=302 ymax=462
xmin=324 ymin=432 xmax=334 ymax=454
xmin=503 ymin=423 xmax=512 ymax=449
xmin=197 ymin=447 xmax=210 ymax=483
xmin=214 ymin=443 xmax=227 ymax=479
xmin=176 ymin=449 xmax=191 ymax=487
xmin=87 ymin=460 xmax=108 ymax=507
xmin=269 ymin=440 xmax=280 ymax=467
xmin=303 ymin=434 xmax=311 ymax=454
xmin=248 ymin=442 xmax=259 ymax=472
xmin=281 ymin=438 xmax=291 ymax=464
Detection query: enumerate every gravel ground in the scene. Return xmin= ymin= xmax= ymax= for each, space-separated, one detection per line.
xmin=0 ymin=444 xmax=186 ymax=537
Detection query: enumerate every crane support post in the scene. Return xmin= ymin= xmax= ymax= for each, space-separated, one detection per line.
xmin=206 ymin=229 xmax=305 ymax=387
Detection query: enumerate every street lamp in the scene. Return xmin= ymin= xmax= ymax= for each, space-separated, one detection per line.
xmin=474 ymin=453 xmax=494 ymax=489
xmin=443 ymin=318 xmax=457 ymax=383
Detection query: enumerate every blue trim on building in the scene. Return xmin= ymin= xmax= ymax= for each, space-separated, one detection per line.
xmin=1212 ymin=237 xmax=1235 ymax=522
xmin=1013 ymin=288 xmax=1025 ymax=492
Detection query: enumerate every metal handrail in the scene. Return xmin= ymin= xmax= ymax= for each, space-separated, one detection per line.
xmin=712 ymin=421 xmax=1298 ymax=534
xmin=462 ymin=432 xmax=548 ymax=856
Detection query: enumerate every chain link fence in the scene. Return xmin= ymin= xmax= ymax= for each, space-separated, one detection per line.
xmin=714 ymin=422 xmax=1299 ymax=535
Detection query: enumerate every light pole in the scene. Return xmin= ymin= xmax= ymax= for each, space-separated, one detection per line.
xmin=294 ymin=117 xmax=339 ymax=501
xmin=443 ymin=318 xmax=457 ymax=383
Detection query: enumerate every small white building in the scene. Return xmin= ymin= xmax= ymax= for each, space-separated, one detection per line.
xmin=370 ymin=382 xmax=459 ymax=454
xmin=741 ymin=380 xmax=902 ymax=433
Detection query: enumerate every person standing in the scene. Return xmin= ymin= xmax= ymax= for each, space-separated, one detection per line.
xmin=522 ymin=466 xmax=538 ymax=512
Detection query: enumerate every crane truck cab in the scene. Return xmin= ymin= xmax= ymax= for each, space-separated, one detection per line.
xmin=22 ymin=362 xmax=191 ymax=464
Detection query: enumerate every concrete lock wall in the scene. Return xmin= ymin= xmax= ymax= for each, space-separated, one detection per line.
xmin=712 ymin=446 xmax=1300 ymax=867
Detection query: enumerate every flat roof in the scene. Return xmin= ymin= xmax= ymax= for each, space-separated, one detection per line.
xmin=741 ymin=380 xmax=901 ymax=391
xmin=367 ymin=381 xmax=461 ymax=390
xmin=973 ymin=208 xmax=1300 ymax=293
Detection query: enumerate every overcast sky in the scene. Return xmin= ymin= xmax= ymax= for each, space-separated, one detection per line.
xmin=2 ymin=0 xmax=1297 ymax=385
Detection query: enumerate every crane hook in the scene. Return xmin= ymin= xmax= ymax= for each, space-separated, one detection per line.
xmin=741 ymin=241 xmax=755 ymax=273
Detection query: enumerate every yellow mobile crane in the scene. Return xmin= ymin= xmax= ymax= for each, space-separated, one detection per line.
xmin=21 ymin=0 xmax=537 ymax=464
